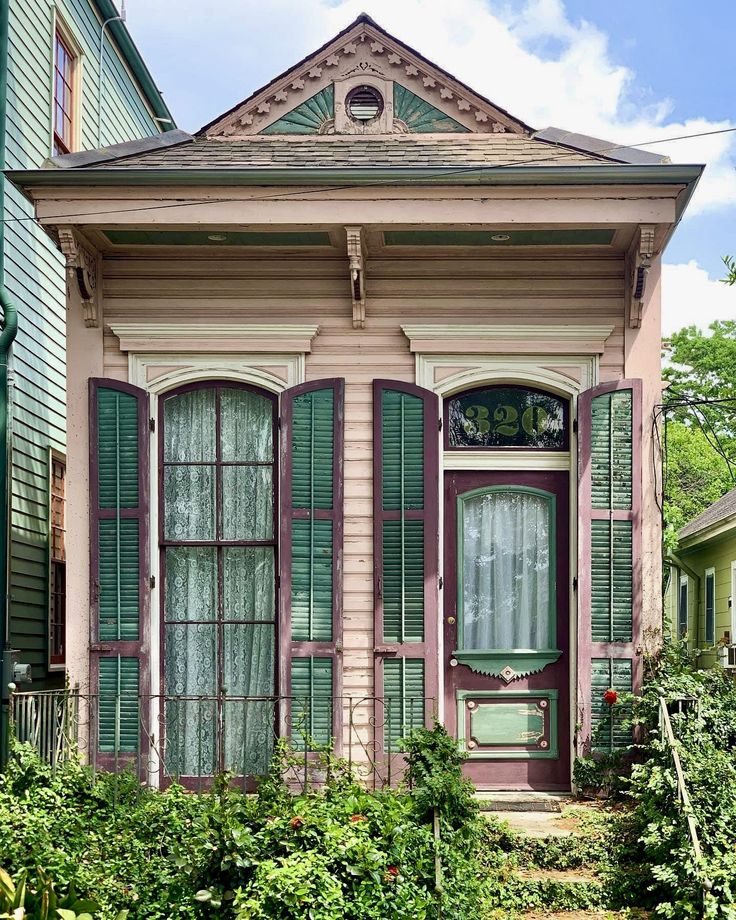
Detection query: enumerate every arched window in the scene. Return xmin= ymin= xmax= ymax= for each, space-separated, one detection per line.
xmin=444 ymin=384 xmax=569 ymax=450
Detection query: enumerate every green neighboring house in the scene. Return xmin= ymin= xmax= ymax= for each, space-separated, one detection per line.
xmin=667 ymin=487 xmax=736 ymax=667
xmin=0 ymin=0 xmax=173 ymax=732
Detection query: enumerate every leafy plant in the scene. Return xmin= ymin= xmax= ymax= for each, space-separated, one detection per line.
xmin=0 ymin=866 xmax=126 ymax=920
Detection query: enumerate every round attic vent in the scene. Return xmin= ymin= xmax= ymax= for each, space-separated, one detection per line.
xmin=347 ymin=85 xmax=383 ymax=122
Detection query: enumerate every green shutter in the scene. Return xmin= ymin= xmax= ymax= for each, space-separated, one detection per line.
xmin=579 ymin=381 xmax=641 ymax=758
xmin=383 ymin=658 xmax=426 ymax=751
xmin=374 ymin=381 xmax=439 ymax=743
xmin=90 ymin=380 xmax=149 ymax=762
xmin=98 ymin=656 xmax=140 ymax=754
xmin=382 ymin=519 xmax=424 ymax=642
xmin=590 ymin=520 xmax=633 ymax=642
xmin=591 ymin=658 xmax=632 ymax=751
xmin=591 ymin=390 xmax=633 ymax=510
xmin=291 ymin=657 xmax=333 ymax=749
xmin=283 ymin=380 xmax=344 ymax=746
xmin=99 ymin=519 xmax=140 ymax=641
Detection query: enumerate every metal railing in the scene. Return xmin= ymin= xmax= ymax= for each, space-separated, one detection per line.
xmin=9 ymin=688 xmax=435 ymax=791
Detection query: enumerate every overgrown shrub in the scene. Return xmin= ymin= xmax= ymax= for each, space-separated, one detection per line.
xmin=628 ymin=641 xmax=736 ymax=917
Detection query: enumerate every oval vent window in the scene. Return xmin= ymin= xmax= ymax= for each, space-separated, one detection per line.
xmin=347 ymin=85 xmax=383 ymax=122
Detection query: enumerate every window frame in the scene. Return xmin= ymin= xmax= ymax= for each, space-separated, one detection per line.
xmin=157 ymin=380 xmax=279 ymax=777
xmin=48 ymin=449 xmax=67 ymax=670
xmin=51 ymin=15 xmax=82 ymax=156
xmin=704 ymin=567 xmax=716 ymax=647
xmin=678 ymin=574 xmax=689 ymax=639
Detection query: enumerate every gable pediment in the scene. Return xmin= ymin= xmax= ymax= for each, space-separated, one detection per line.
xmin=201 ymin=16 xmax=530 ymax=138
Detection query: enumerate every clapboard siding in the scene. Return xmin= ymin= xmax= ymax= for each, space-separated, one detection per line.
xmin=3 ymin=0 xmax=163 ymax=684
xmin=102 ymin=250 xmax=627 ymax=699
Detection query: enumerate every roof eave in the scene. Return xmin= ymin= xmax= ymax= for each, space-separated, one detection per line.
xmin=8 ymin=163 xmax=706 ymax=191
xmin=679 ymin=512 xmax=736 ymax=550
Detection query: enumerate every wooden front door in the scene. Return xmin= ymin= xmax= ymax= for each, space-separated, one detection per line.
xmin=443 ymin=470 xmax=570 ymax=790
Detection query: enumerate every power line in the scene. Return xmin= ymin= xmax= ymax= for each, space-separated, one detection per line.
xmin=0 ymin=122 xmax=730 ymax=227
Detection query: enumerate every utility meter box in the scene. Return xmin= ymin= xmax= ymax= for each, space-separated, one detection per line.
xmin=1 ymin=649 xmax=32 ymax=701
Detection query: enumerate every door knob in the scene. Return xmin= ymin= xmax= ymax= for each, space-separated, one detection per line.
xmin=447 ymin=616 xmax=456 ymax=625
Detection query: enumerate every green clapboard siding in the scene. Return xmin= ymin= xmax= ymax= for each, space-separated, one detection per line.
xmin=383 ymin=658 xmax=425 ymax=751
xmin=98 ymin=519 xmax=140 ymax=641
xmin=98 ymin=656 xmax=140 ymax=753
xmin=97 ymin=388 xmax=140 ymax=509
xmin=591 ymin=658 xmax=632 ymax=751
xmin=393 ymin=84 xmax=469 ymax=133
xmin=291 ymin=657 xmax=333 ymax=749
xmin=382 ymin=519 xmax=424 ymax=642
xmin=291 ymin=388 xmax=334 ymax=510
xmin=591 ymin=520 xmax=633 ymax=642
xmin=381 ymin=390 xmax=424 ymax=511
xmin=591 ymin=390 xmax=633 ymax=510
xmin=261 ymin=85 xmax=334 ymax=134
xmin=4 ymin=0 xmax=167 ymax=690
xmin=291 ymin=519 xmax=333 ymax=641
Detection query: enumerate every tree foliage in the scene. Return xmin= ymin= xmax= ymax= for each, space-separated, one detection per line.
xmin=662 ymin=321 xmax=736 ymax=543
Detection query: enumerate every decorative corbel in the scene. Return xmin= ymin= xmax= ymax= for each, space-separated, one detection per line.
xmin=57 ymin=226 xmax=99 ymax=327
xmin=627 ymin=224 xmax=656 ymax=329
xmin=346 ymin=226 xmax=366 ymax=329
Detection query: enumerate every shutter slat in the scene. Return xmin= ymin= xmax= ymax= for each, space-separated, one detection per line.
xmin=291 ymin=657 xmax=333 ymax=750
xmin=383 ymin=658 xmax=425 ymax=750
xmin=591 ymin=658 xmax=632 ymax=750
xmin=98 ymin=656 xmax=140 ymax=754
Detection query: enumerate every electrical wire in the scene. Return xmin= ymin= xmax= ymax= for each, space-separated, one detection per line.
xmin=0 ymin=122 xmax=732 ymax=227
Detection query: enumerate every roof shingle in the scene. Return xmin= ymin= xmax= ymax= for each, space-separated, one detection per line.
xmin=679 ymin=487 xmax=736 ymax=541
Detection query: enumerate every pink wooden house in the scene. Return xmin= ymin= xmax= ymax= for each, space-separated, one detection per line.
xmin=11 ymin=15 xmax=702 ymax=791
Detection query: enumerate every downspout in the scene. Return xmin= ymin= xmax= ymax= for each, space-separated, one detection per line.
xmin=0 ymin=0 xmax=19 ymax=761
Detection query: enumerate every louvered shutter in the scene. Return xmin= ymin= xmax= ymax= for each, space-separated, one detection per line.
xmin=373 ymin=380 xmax=439 ymax=752
xmin=578 ymin=380 xmax=642 ymax=753
xmin=280 ymin=379 xmax=344 ymax=750
xmin=89 ymin=379 xmax=149 ymax=768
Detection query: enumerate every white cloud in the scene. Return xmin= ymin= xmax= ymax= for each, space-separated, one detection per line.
xmin=126 ymin=0 xmax=735 ymax=216
xmin=662 ymin=261 xmax=736 ymax=335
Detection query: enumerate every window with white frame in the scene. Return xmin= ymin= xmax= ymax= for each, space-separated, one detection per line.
xmin=678 ymin=575 xmax=689 ymax=639
xmin=704 ymin=568 xmax=715 ymax=647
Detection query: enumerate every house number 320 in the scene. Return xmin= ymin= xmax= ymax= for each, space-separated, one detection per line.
xmin=465 ymin=404 xmax=549 ymax=437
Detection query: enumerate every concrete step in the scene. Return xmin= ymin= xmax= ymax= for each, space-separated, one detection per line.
xmin=477 ymin=791 xmax=572 ymax=813
xmin=518 ymin=912 xmax=650 ymax=919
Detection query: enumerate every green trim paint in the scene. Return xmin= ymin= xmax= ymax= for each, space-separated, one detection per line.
xmin=103 ymin=230 xmax=333 ymax=247
xmin=384 ymin=229 xmax=615 ymax=246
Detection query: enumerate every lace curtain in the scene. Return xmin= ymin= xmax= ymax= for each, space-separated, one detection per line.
xmin=162 ymin=387 xmax=276 ymax=777
xmin=461 ymin=490 xmax=552 ymax=650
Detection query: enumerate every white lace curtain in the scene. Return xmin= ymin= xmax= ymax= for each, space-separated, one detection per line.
xmin=461 ymin=490 xmax=552 ymax=651
xmin=162 ymin=387 xmax=276 ymax=776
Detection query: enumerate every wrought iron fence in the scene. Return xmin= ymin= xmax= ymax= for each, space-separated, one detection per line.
xmin=10 ymin=689 xmax=435 ymax=791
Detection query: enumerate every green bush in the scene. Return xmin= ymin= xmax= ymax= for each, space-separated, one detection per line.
xmin=0 ymin=725 xmax=488 ymax=920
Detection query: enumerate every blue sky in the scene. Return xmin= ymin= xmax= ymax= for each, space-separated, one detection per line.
xmin=125 ymin=0 xmax=735 ymax=331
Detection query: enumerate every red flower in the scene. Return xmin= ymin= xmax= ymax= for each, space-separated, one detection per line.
xmin=603 ymin=689 xmax=618 ymax=705
xmin=290 ymin=816 xmax=304 ymax=829
xmin=387 ymin=866 xmax=399 ymax=876
xmin=383 ymin=866 xmax=400 ymax=883
xmin=350 ymin=814 xmax=366 ymax=823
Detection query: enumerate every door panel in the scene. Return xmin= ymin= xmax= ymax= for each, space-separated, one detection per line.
xmin=444 ymin=470 xmax=570 ymax=790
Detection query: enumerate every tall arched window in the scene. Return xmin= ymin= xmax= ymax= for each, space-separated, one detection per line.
xmin=159 ymin=382 xmax=277 ymax=778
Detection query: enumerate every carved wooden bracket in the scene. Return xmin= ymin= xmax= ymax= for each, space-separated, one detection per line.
xmin=57 ymin=226 xmax=99 ymax=327
xmin=346 ymin=226 xmax=366 ymax=329
xmin=627 ymin=224 xmax=656 ymax=329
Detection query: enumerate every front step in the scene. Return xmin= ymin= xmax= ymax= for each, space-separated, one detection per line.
xmin=501 ymin=867 xmax=606 ymax=912
xmin=477 ymin=791 xmax=572 ymax=812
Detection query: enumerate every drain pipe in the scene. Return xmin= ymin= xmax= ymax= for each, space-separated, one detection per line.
xmin=0 ymin=0 xmax=19 ymax=761
xmin=97 ymin=1 xmax=126 ymax=146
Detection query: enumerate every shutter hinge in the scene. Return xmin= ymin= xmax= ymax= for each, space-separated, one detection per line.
xmin=150 ymin=575 xmax=156 ymax=590
xmin=439 ymin=576 xmax=443 ymax=590
xmin=572 ymin=418 xmax=578 ymax=433
xmin=438 ymin=417 xmax=443 ymax=431
xmin=573 ymin=577 xmax=578 ymax=591
xmin=149 ymin=417 xmax=156 ymax=432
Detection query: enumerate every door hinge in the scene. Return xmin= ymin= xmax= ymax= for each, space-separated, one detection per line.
xmin=572 ymin=418 xmax=578 ymax=433
xmin=150 ymin=575 xmax=156 ymax=590
xmin=438 ymin=417 xmax=443 ymax=431
xmin=149 ymin=417 xmax=156 ymax=432
xmin=277 ymin=416 xmax=282 ymax=430
xmin=572 ymin=577 xmax=578 ymax=591
xmin=438 ymin=576 xmax=443 ymax=590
